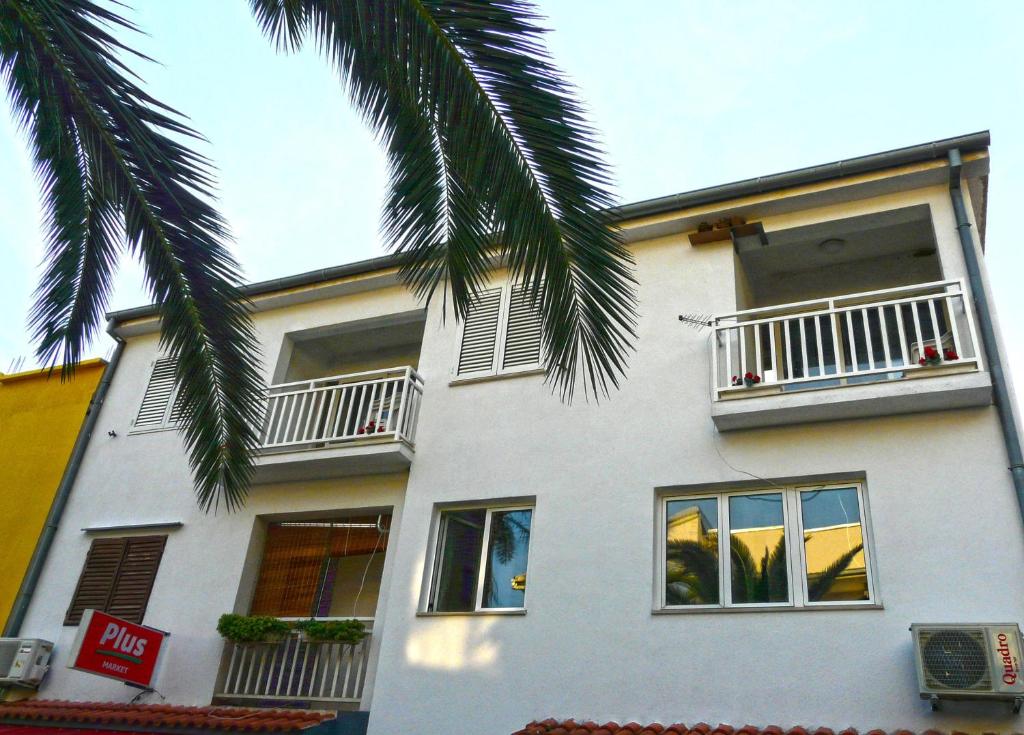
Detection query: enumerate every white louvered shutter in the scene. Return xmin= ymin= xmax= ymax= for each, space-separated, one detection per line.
xmin=134 ymin=357 xmax=178 ymax=428
xmin=457 ymin=288 xmax=502 ymax=375
xmin=501 ymin=286 xmax=543 ymax=369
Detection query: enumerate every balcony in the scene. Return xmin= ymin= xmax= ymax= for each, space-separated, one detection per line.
xmin=214 ymin=619 xmax=374 ymax=708
xmin=711 ymin=280 xmax=992 ymax=430
xmin=252 ymin=367 xmax=424 ymax=483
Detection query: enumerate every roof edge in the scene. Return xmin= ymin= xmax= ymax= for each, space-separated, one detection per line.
xmin=107 ymin=131 xmax=990 ymax=327
xmin=609 ymin=130 xmax=990 ymax=221
xmin=106 ymin=253 xmax=407 ymax=326
xmin=0 ymin=357 xmax=108 ymax=383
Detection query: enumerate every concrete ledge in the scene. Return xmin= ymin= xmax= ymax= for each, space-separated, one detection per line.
xmin=253 ymin=441 xmax=413 ymax=484
xmin=712 ymin=370 xmax=993 ymax=431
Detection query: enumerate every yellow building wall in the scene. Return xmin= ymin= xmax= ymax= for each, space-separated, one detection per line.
xmin=0 ymin=359 xmax=106 ymax=630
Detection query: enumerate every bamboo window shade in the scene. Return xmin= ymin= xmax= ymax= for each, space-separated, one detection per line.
xmin=250 ymin=515 xmax=390 ymax=617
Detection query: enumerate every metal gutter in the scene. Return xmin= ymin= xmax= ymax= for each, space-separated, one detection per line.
xmin=947 ymin=148 xmax=1024 ymax=529
xmin=3 ymin=340 xmax=125 ymax=636
xmin=106 ymin=131 xmax=990 ymax=327
xmin=609 ymin=130 xmax=990 ymax=221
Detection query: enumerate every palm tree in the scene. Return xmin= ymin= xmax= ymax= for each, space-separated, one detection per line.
xmin=1 ymin=1 xmax=637 ymax=511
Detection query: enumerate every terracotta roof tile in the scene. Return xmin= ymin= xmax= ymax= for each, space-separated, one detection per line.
xmin=512 ymin=720 xmax=1020 ymax=735
xmin=0 ymin=701 xmax=334 ymax=734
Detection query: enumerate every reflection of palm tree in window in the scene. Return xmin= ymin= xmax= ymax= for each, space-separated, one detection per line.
xmin=666 ymin=536 xmax=864 ymax=605
xmin=665 ymin=537 xmax=719 ymax=605
xmin=490 ymin=512 xmax=531 ymax=563
xmin=806 ymin=542 xmax=864 ymax=602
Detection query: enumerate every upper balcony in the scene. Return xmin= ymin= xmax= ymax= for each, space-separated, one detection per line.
xmin=252 ymin=312 xmax=425 ymax=483
xmin=711 ymin=207 xmax=992 ymax=430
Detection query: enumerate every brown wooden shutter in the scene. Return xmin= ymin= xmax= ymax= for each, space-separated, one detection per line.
xmin=64 ymin=536 xmax=167 ymax=625
xmin=65 ymin=538 xmax=126 ymax=625
xmin=106 ymin=536 xmax=167 ymax=623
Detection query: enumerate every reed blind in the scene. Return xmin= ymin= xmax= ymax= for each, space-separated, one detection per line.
xmin=249 ymin=516 xmax=390 ymax=617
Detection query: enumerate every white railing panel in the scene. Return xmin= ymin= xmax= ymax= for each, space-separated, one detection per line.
xmin=712 ymin=280 xmax=981 ymax=398
xmin=260 ymin=367 xmax=424 ymax=451
xmin=215 ymin=621 xmax=374 ymax=704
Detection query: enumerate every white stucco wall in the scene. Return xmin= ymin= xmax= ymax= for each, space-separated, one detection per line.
xmin=17 ymin=175 xmax=1024 ymax=735
xmin=366 ymin=185 xmax=1024 ymax=734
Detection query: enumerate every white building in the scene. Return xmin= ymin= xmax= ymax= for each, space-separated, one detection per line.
xmin=8 ymin=131 xmax=1024 ymax=735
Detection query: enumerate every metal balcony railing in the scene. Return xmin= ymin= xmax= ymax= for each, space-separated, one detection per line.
xmin=712 ymin=279 xmax=982 ymax=398
xmin=215 ymin=620 xmax=374 ymax=705
xmin=261 ymin=367 xmax=423 ymax=451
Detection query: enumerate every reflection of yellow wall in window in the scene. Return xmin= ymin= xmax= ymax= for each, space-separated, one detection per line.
xmin=666 ymin=506 xmax=717 ymax=544
xmin=803 ymin=523 xmax=866 ymax=599
xmin=729 ymin=526 xmax=785 ymax=558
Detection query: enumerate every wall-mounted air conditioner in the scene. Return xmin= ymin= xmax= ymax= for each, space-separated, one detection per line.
xmin=911 ymin=623 xmax=1023 ymax=712
xmin=0 ymin=638 xmax=53 ymax=688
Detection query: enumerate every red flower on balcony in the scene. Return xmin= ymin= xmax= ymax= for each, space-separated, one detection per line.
xmin=944 ymin=347 xmax=960 ymax=361
xmin=732 ymin=372 xmax=762 ymax=388
xmin=919 ymin=344 xmax=946 ymax=367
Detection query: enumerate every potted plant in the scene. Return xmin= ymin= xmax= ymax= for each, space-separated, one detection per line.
xmin=216 ymin=614 xmax=291 ymax=644
xmin=731 ymin=372 xmax=762 ymax=388
xmin=292 ymin=618 xmax=367 ymax=645
xmin=918 ymin=345 xmax=942 ymax=366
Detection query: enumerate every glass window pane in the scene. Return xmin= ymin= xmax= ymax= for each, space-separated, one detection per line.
xmin=432 ymin=510 xmax=486 ymax=612
xmin=728 ymin=493 xmax=788 ymax=604
xmin=800 ymin=487 xmax=868 ymax=602
xmin=482 ymin=509 xmax=533 ymax=609
xmin=665 ymin=498 xmax=719 ymax=605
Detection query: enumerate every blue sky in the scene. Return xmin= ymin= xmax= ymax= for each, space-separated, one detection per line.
xmin=2 ymin=1 xmax=1023 ymax=393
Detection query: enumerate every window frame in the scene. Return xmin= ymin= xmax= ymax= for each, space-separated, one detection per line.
xmin=425 ymin=503 xmax=535 ymax=614
xmin=451 ymin=284 xmax=544 ymax=382
xmin=658 ymin=481 xmax=876 ymax=612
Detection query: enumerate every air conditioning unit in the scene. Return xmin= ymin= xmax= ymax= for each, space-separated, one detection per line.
xmin=0 ymin=638 xmax=53 ymax=688
xmin=911 ymin=623 xmax=1023 ymax=712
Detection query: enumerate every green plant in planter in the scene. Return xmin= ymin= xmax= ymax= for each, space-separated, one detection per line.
xmin=217 ymin=614 xmax=291 ymax=644
xmin=292 ymin=618 xmax=367 ymax=644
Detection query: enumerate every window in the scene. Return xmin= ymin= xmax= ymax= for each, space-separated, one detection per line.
xmin=65 ymin=536 xmax=167 ymax=625
xmin=249 ymin=515 xmax=390 ymax=618
xmin=132 ymin=357 xmax=182 ymax=430
xmin=427 ymin=505 xmax=534 ymax=612
xmin=455 ymin=285 xmax=543 ymax=379
xmin=661 ymin=483 xmax=873 ymax=609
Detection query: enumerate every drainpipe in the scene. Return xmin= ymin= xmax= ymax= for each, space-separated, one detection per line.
xmin=3 ymin=338 xmax=125 ymax=637
xmin=947 ymin=148 xmax=1024 ymax=527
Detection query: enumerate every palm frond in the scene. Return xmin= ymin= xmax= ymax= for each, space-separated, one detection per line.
xmin=1 ymin=0 xmax=263 ymax=511
xmin=250 ymin=0 xmax=638 ymax=400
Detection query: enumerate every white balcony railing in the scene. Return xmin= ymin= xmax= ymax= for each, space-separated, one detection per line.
xmin=261 ymin=367 xmax=423 ymax=451
xmin=215 ymin=620 xmax=374 ymax=705
xmin=712 ymin=280 xmax=982 ymax=398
